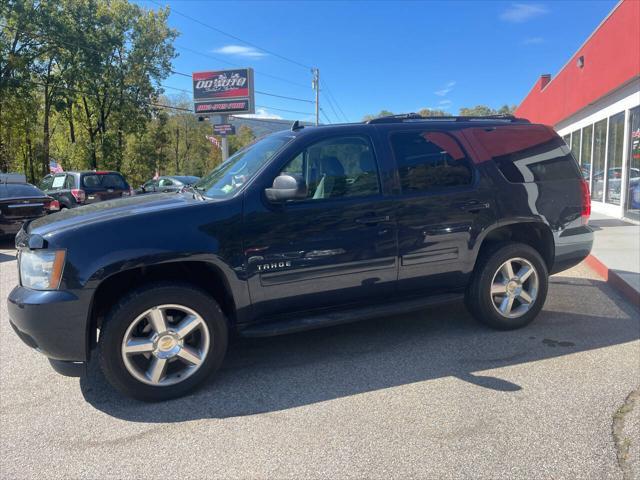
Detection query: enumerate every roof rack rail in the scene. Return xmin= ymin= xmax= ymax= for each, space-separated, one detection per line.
xmin=366 ymin=113 xmax=530 ymax=124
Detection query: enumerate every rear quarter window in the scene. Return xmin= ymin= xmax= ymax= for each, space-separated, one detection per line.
xmin=468 ymin=125 xmax=581 ymax=183
xmin=82 ymin=173 xmax=127 ymax=189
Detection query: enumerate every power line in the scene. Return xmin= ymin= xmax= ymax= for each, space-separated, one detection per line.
xmin=161 ymin=83 xmax=313 ymax=104
xmin=322 ymin=87 xmax=342 ymax=124
xmin=0 ymin=22 xmax=313 ymax=98
xmin=149 ymin=0 xmax=312 ymax=70
xmin=320 ymin=108 xmax=332 ymax=125
xmin=255 ymin=90 xmax=313 ymax=104
xmin=255 ymin=105 xmax=313 ymax=115
xmin=172 ymin=43 xmax=309 ymax=89
xmin=321 ymin=80 xmax=349 ymax=122
xmin=10 ymin=77 xmax=314 ymax=118
xmin=2 ymin=22 xmax=319 ymax=119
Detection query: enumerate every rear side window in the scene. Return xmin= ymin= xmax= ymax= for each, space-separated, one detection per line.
xmin=469 ymin=125 xmax=582 ymax=183
xmin=64 ymin=175 xmax=75 ymax=189
xmin=82 ymin=173 xmax=127 ymax=189
xmin=390 ymin=131 xmax=473 ymax=192
xmin=39 ymin=176 xmax=53 ymax=190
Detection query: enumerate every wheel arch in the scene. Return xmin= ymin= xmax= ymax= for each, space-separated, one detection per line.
xmin=86 ymin=261 xmax=237 ymax=358
xmin=473 ymin=220 xmax=555 ymax=272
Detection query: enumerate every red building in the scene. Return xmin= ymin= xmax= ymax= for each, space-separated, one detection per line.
xmin=515 ymin=0 xmax=640 ymax=221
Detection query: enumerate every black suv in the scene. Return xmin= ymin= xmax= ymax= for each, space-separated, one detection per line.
xmin=7 ymin=115 xmax=593 ymax=401
xmin=39 ymin=171 xmax=132 ymax=208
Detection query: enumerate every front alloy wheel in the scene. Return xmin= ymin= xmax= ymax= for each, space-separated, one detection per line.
xmin=121 ymin=304 xmax=210 ymax=386
xmin=99 ymin=282 xmax=228 ymax=401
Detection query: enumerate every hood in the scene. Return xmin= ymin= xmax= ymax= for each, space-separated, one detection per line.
xmin=27 ymin=192 xmax=200 ymax=237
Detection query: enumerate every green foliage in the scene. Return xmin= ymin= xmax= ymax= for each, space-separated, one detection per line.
xmin=0 ymin=0 xmax=254 ymax=186
xmin=459 ymin=104 xmax=517 ymax=116
xmin=362 ymin=104 xmax=517 ymax=122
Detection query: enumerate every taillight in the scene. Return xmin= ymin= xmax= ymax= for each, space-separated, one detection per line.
xmin=580 ymin=179 xmax=591 ymax=225
xmin=48 ymin=200 xmax=60 ymax=211
xmin=71 ymin=189 xmax=86 ymax=203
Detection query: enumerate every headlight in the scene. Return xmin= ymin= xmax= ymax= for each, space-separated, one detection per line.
xmin=19 ymin=250 xmax=66 ymax=290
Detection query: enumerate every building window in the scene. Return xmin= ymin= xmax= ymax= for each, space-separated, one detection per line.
xmin=626 ymin=106 xmax=640 ymax=221
xmin=592 ymin=119 xmax=607 ymax=201
xmin=563 ymin=133 xmax=571 ymax=147
xmin=580 ymin=124 xmax=593 ymax=181
xmin=570 ymin=130 xmax=581 ymax=160
xmin=605 ymin=112 xmax=625 ymax=205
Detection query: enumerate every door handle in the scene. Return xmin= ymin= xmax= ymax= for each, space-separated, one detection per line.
xmin=355 ymin=215 xmax=390 ymax=225
xmin=455 ymin=200 xmax=490 ymax=212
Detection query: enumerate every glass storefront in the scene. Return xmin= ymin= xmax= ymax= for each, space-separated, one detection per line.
xmin=570 ymin=130 xmax=581 ymax=162
xmin=626 ymin=107 xmax=640 ymax=221
xmin=592 ymin=119 xmax=607 ymax=202
xmin=605 ymin=112 xmax=625 ymax=205
xmin=561 ymin=104 xmax=639 ymax=220
xmin=580 ymin=124 xmax=593 ymax=180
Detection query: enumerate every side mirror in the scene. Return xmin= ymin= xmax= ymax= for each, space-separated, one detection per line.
xmin=265 ymin=174 xmax=307 ymax=202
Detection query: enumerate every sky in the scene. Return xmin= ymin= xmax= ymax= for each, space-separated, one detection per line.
xmin=138 ymin=0 xmax=619 ymax=123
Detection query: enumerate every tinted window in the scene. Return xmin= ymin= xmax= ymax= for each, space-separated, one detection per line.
xmin=64 ymin=174 xmax=75 ymax=189
xmin=280 ymin=135 xmax=380 ymax=200
xmin=2 ymin=183 xmax=45 ymax=198
xmin=39 ymin=175 xmax=53 ymax=191
xmin=476 ymin=126 xmax=582 ymax=183
xmin=82 ymin=173 xmax=127 ymax=189
xmin=390 ymin=131 xmax=472 ymax=192
xmin=159 ymin=178 xmax=174 ymax=187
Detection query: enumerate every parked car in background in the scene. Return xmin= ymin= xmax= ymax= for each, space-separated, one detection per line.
xmin=136 ymin=175 xmax=200 ymax=195
xmin=39 ymin=171 xmax=132 ymax=209
xmin=1 ymin=174 xmax=58 ymax=238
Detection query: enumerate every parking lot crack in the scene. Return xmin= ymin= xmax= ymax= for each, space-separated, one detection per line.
xmin=612 ymin=386 xmax=640 ymax=480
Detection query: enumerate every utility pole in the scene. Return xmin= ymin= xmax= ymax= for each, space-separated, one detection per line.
xmin=312 ymin=67 xmax=320 ymax=126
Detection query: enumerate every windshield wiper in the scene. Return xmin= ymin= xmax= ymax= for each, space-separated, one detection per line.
xmin=181 ymin=185 xmax=208 ymax=201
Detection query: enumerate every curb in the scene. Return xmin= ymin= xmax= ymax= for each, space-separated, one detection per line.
xmin=584 ymin=254 xmax=640 ymax=307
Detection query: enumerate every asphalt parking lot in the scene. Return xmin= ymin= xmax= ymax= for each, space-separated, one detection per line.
xmin=1 ymin=240 xmax=639 ymax=480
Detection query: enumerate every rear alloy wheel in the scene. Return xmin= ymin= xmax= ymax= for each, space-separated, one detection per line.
xmin=466 ymin=242 xmax=548 ymax=330
xmin=490 ymin=258 xmax=539 ymax=319
xmin=99 ymin=283 xmax=228 ymax=401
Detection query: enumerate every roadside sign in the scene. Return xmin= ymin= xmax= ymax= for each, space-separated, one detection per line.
xmin=213 ymin=124 xmax=236 ymax=136
xmin=192 ymin=68 xmax=255 ymax=115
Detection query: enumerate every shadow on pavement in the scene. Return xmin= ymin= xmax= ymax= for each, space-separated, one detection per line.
xmin=80 ymin=275 xmax=640 ymax=422
xmin=0 ymin=238 xmax=16 ymax=263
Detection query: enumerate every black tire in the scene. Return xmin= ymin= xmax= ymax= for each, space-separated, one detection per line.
xmin=98 ymin=282 xmax=228 ymax=401
xmin=465 ymin=242 xmax=548 ymax=330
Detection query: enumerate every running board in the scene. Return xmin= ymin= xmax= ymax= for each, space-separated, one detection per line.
xmin=238 ymin=293 xmax=464 ymax=338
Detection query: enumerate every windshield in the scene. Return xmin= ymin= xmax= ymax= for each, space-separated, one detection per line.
xmin=195 ymin=133 xmax=293 ymax=198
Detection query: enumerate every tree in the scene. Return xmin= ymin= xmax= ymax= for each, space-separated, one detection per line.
xmin=458 ymin=104 xmax=517 ymax=116
xmin=362 ymin=110 xmax=394 ymax=122
xmin=418 ymin=108 xmax=451 ymax=117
